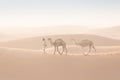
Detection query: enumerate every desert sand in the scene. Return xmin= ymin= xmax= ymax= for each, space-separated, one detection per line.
xmin=0 ymin=46 xmax=120 ymax=80
xmin=89 ymin=26 xmax=120 ymax=39
xmin=0 ymin=34 xmax=120 ymax=80
xmin=1 ymin=0 xmax=120 ymax=79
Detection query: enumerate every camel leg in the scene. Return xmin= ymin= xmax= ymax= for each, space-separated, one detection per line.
xmin=61 ymin=46 xmax=64 ymax=55
xmin=63 ymin=45 xmax=67 ymax=55
xmin=83 ymin=46 xmax=91 ymax=56
xmin=92 ymin=45 xmax=96 ymax=52
xmin=65 ymin=47 xmax=68 ymax=55
xmin=88 ymin=46 xmax=92 ymax=53
xmin=54 ymin=46 xmax=57 ymax=55
xmin=57 ymin=46 xmax=63 ymax=55
xmin=81 ymin=47 xmax=85 ymax=55
xmin=57 ymin=46 xmax=60 ymax=55
xmin=62 ymin=46 xmax=67 ymax=55
xmin=43 ymin=47 xmax=46 ymax=54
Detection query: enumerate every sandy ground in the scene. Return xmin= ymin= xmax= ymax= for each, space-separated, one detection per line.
xmin=0 ymin=46 xmax=120 ymax=80
xmin=46 ymin=46 xmax=120 ymax=55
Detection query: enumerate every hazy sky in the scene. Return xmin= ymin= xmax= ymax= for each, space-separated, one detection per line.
xmin=0 ymin=0 xmax=120 ymax=28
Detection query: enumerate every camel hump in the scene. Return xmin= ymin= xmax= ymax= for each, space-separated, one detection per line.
xmin=55 ymin=39 xmax=66 ymax=45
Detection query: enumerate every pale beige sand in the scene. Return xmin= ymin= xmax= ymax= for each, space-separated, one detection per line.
xmin=46 ymin=46 xmax=120 ymax=55
xmin=0 ymin=47 xmax=120 ymax=80
xmin=89 ymin=26 xmax=120 ymax=39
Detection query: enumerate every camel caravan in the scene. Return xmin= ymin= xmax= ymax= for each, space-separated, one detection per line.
xmin=42 ymin=38 xmax=96 ymax=55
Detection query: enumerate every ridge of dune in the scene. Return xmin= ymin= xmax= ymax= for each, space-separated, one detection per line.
xmin=0 ymin=34 xmax=120 ymax=50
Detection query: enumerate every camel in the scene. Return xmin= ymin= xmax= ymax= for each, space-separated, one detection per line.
xmin=72 ymin=39 xmax=96 ymax=55
xmin=48 ymin=38 xmax=67 ymax=55
xmin=42 ymin=38 xmax=47 ymax=54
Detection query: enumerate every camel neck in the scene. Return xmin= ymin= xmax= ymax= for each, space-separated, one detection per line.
xmin=73 ymin=40 xmax=79 ymax=45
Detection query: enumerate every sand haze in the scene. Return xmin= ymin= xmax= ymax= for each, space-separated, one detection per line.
xmin=0 ymin=0 xmax=120 ymax=80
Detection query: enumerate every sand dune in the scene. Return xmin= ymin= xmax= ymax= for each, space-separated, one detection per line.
xmin=89 ymin=26 xmax=120 ymax=39
xmin=0 ymin=34 xmax=120 ymax=50
xmin=0 ymin=47 xmax=120 ymax=80
xmin=0 ymin=33 xmax=18 ymax=41
xmin=0 ymin=26 xmax=120 ymax=41
xmin=0 ymin=26 xmax=89 ymax=41
xmin=0 ymin=33 xmax=119 ymax=80
xmin=0 ymin=45 xmax=120 ymax=56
